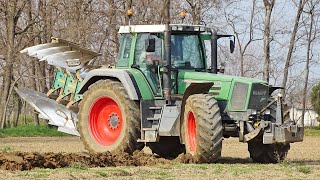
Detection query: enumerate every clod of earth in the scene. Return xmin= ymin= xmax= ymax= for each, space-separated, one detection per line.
xmin=0 ymin=151 xmax=172 ymax=171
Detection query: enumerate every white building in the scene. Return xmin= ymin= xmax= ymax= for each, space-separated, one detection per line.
xmin=290 ymin=108 xmax=319 ymax=127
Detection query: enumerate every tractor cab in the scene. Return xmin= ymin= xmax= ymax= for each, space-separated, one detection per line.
xmin=116 ymin=24 xmax=234 ymax=97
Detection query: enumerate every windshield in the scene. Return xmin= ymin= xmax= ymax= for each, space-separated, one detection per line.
xmin=171 ymin=34 xmax=205 ymax=69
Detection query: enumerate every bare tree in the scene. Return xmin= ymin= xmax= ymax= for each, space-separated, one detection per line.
xmin=180 ymin=0 xmax=223 ymax=25
xmin=301 ymin=0 xmax=319 ymax=124
xmin=0 ymin=0 xmax=18 ymax=128
xmin=224 ymin=0 xmax=262 ymax=77
xmin=281 ymin=0 xmax=305 ymax=96
xmin=185 ymin=0 xmax=201 ymax=24
xmin=1 ymin=0 xmax=318 ymax=129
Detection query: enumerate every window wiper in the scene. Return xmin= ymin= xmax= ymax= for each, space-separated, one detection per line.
xmin=195 ymin=69 xmax=206 ymax=72
xmin=131 ymin=64 xmax=140 ymax=69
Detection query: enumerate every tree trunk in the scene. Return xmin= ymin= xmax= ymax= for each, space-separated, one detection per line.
xmin=262 ymin=0 xmax=274 ymax=83
xmin=240 ymin=52 xmax=244 ymax=76
xmin=187 ymin=0 xmax=201 ymax=24
xmin=194 ymin=0 xmax=201 ymax=24
xmin=0 ymin=0 xmax=17 ymax=128
xmin=109 ymin=0 xmax=119 ymax=57
xmin=301 ymin=3 xmax=315 ymax=126
xmin=39 ymin=0 xmax=48 ymax=93
xmin=13 ymin=92 xmax=22 ymax=127
xmin=26 ymin=0 xmax=40 ymax=126
xmin=281 ymin=0 xmax=305 ymax=96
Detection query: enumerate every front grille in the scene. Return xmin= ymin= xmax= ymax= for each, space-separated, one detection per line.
xmin=248 ymin=83 xmax=269 ymax=110
xmin=231 ymin=82 xmax=248 ymax=110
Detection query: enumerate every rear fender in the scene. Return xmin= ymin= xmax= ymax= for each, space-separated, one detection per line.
xmin=78 ymin=68 xmax=141 ymax=100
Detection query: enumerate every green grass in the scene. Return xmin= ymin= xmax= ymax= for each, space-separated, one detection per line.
xmin=15 ymin=162 xmax=319 ymax=180
xmin=0 ymin=114 xmax=69 ymax=138
xmin=69 ymin=162 xmax=89 ymax=170
xmin=0 ymin=124 xmax=69 ymax=138
xmin=0 ymin=146 xmax=15 ymax=152
xmin=304 ymin=126 xmax=320 ymax=136
xmin=16 ymin=115 xmax=48 ymax=126
xmin=297 ymin=166 xmax=312 ymax=174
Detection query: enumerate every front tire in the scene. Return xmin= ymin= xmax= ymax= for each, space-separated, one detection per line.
xmin=248 ymin=102 xmax=291 ymax=163
xmin=182 ymin=94 xmax=223 ymax=163
xmin=248 ymin=141 xmax=290 ymax=163
xmin=78 ymin=80 xmax=141 ymax=153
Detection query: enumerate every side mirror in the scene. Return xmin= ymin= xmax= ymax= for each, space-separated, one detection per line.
xmin=230 ymin=40 xmax=235 ymax=53
xmin=145 ymin=38 xmax=156 ymax=52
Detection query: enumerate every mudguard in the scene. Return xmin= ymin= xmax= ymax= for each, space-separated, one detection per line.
xmin=78 ymin=68 xmax=141 ymax=100
xmin=181 ymin=81 xmax=214 ymax=108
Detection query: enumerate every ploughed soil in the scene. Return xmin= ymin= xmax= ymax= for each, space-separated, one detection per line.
xmin=0 ymin=151 xmax=171 ymax=171
xmin=0 ymin=136 xmax=319 ymax=171
xmin=0 ymin=137 xmax=196 ymax=171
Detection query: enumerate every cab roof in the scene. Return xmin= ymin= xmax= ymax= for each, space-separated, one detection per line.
xmin=118 ymin=24 xmax=210 ymax=34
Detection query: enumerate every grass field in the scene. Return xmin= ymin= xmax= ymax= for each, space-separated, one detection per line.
xmin=1 ymin=159 xmax=320 ymax=180
xmin=0 ymin=125 xmax=68 ymax=138
xmin=304 ymin=126 xmax=320 ymax=136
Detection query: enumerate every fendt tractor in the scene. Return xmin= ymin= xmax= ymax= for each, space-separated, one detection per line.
xmin=16 ymin=22 xmax=304 ymax=163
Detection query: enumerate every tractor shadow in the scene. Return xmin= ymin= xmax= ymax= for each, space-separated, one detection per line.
xmin=288 ymin=160 xmax=320 ymax=165
xmin=218 ymin=157 xmax=253 ymax=164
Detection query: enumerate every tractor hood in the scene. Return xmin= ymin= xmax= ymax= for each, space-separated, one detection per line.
xmin=178 ymin=71 xmax=266 ymax=84
xmin=177 ymin=70 xmax=267 ymax=101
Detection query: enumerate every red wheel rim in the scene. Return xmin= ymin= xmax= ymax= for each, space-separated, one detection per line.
xmin=89 ymin=96 xmax=122 ymax=146
xmin=187 ymin=111 xmax=197 ymax=153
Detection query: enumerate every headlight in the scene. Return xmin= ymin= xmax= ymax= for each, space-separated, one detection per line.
xmin=231 ymin=82 xmax=249 ymax=110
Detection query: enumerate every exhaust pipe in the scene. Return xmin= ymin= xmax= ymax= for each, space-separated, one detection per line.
xmin=163 ymin=0 xmax=172 ymax=104
xmin=210 ymin=30 xmax=236 ymax=74
xmin=210 ymin=29 xmax=218 ymax=74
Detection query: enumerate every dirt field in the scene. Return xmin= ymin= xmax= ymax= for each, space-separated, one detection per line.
xmin=1 ymin=136 xmax=320 ymax=179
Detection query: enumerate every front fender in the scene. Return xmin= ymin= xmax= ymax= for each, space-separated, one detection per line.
xmin=180 ymin=81 xmax=214 ymax=143
xmin=181 ymin=81 xmax=214 ymax=108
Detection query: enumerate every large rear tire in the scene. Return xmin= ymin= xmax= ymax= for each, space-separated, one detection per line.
xmin=248 ymin=103 xmax=290 ymax=163
xmin=78 ymin=79 xmax=141 ymax=153
xmin=182 ymin=94 xmax=223 ymax=163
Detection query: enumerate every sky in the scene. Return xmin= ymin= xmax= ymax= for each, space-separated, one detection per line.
xmin=202 ymin=0 xmax=320 ymax=89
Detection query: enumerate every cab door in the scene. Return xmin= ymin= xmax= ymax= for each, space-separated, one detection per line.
xmin=134 ymin=33 xmax=163 ymax=96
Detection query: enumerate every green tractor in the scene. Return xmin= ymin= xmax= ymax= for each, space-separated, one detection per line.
xmin=17 ymin=24 xmax=303 ymax=163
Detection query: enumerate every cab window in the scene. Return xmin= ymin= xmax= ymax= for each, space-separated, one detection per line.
xmin=117 ymin=34 xmax=133 ymax=67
